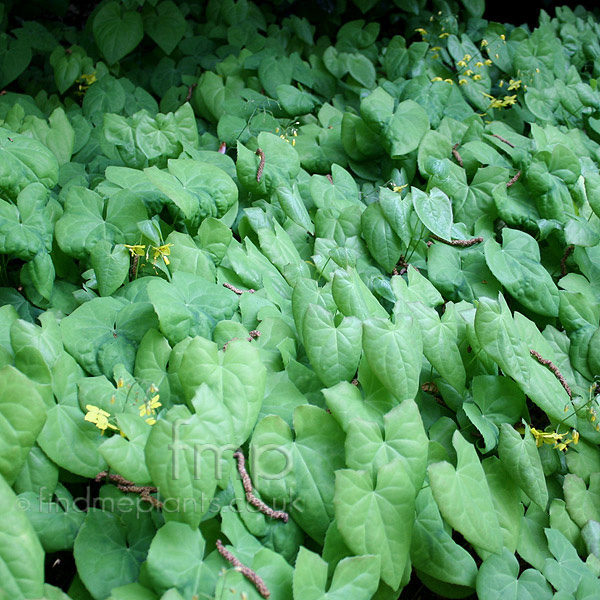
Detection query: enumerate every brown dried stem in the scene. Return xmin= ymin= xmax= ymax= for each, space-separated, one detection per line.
xmin=452 ymin=143 xmax=463 ymax=167
xmin=95 ymin=471 xmax=162 ymax=508
xmin=185 ymin=83 xmax=197 ymax=102
xmin=216 ymin=539 xmax=270 ymax=598
xmin=506 ymin=170 xmax=521 ymax=188
xmin=255 ymin=148 xmax=265 ymax=182
xmin=223 ymin=282 xmax=255 ymax=295
xmin=430 ymin=234 xmax=484 ymax=247
xmin=560 ymin=245 xmax=574 ymax=277
xmin=491 ymin=133 xmax=515 ymax=148
xmin=530 ymin=350 xmax=572 ymax=399
xmin=233 ymin=451 xmax=288 ymax=523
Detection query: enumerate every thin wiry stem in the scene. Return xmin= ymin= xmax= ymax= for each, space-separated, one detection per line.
xmin=216 ymin=539 xmax=271 ymax=599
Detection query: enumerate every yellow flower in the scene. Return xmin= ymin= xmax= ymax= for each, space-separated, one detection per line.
xmin=139 ymin=394 xmax=162 ymax=418
xmin=472 ymin=74 xmax=482 ymax=81
xmin=572 ymin=430 xmax=580 ymax=444
xmin=508 ymin=79 xmax=521 ymax=90
xmin=145 ymin=418 xmax=157 ymax=426
xmin=84 ymin=405 xmax=118 ymax=432
xmin=124 ymin=244 xmax=145 ymax=256
xmin=499 ymin=80 xmax=505 ymax=87
xmin=392 ymin=184 xmax=408 ymax=192
xmin=459 ymin=78 xmax=468 ymax=85
xmin=502 ymin=94 xmax=517 ymax=106
xmin=464 ymin=54 xmax=472 ymax=61
xmin=430 ymin=46 xmax=442 ymax=51
xmin=480 ymin=39 xmax=489 ymax=47
xmin=495 ymin=53 xmax=500 ymax=59
xmin=475 ymin=61 xmax=483 ymax=67
xmin=465 ymin=69 xmax=474 ymax=76
xmin=117 ymin=378 xmax=124 ymax=388
xmin=535 ymin=67 xmax=540 ymax=73
xmin=457 ymin=60 xmax=467 ymax=68
xmin=443 ymin=78 xmax=454 ymax=85
xmin=500 ymin=34 xmax=506 ymax=40
xmin=292 ymin=139 xmax=296 ymax=147
xmin=439 ymin=32 xmax=450 ymax=38
xmin=415 ymin=28 xmax=428 ymax=36
xmin=151 ymin=243 xmax=173 ymax=266
xmin=490 ymin=99 xmax=504 ymax=109
xmin=431 ymin=77 xmax=443 ymax=82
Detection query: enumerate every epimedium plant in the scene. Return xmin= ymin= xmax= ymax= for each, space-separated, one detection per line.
xmin=1 ymin=0 xmax=600 ymax=599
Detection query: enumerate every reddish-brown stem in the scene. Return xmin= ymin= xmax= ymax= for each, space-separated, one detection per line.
xmin=530 ymin=350 xmax=572 ymax=399
xmin=255 ymin=148 xmax=265 ymax=182
xmin=326 ymin=174 xmax=333 ymax=184
xmin=452 ymin=143 xmax=463 ymax=167
xmin=95 ymin=471 xmax=162 ymax=508
xmin=216 ymin=540 xmax=270 ymax=598
xmin=233 ymin=451 xmax=288 ymax=523
xmin=223 ymin=282 xmax=255 ymax=295
xmin=430 ymin=234 xmax=484 ymax=247
xmin=560 ymin=245 xmax=574 ymax=277
xmin=491 ymin=133 xmax=515 ymax=148
xmin=506 ymin=170 xmax=521 ymax=188
xmin=185 ymin=83 xmax=197 ymax=102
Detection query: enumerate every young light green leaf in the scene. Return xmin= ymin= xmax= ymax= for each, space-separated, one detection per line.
xmin=334 ymin=459 xmax=416 ymax=589
xmin=302 ymin=304 xmax=362 ymax=388
xmin=428 ymin=430 xmax=503 ymax=555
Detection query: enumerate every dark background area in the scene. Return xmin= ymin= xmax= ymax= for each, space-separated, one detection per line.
xmin=4 ymin=0 xmax=600 ymax=31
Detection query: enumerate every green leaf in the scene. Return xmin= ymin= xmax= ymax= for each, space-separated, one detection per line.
xmin=93 ymin=2 xmax=144 ymax=65
xmin=428 ymin=430 xmax=503 ymax=555
xmin=178 ymin=337 xmax=265 ymax=446
xmin=60 ymin=296 xmax=158 ymax=377
xmin=0 ymin=33 xmax=32 ymax=89
xmin=0 ymin=365 xmax=46 ymax=485
xmin=276 ymin=185 xmax=314 ymax=234
xmin=474 ymin=295 xmax=574 ymax=425
xmin=147 ymin=272 xmax=238 ymax=345
xmin=145 ymin=403 xmax=229 ymax=529
xmin=276 ymin=84 xmax=318 ymax=116
xmin=347 ymin=53 xmax=376 ymax=88
xmin=360 ymin=88 xmax=429 ymax=158
xmin=146 ymin=521 xmax=216 ymax=598
xmin=55 ymin=186 xmax=147 ymax=260
xmin=411 ymin=487 xmax=478 ymax=588
xmin=292 ymin=547 xmax=380 ymax=600
xmin=411 ymin=187 xmax=454 ymax=241
xmin=37 ymin=403 xmax=107 ymax=478
xmin=251 ymin=405 xmax=345 ymax=543
xmin=236 ymin=132 xmax=301 ymax=198
xmin=0 ymin=130 xmax=59 ymax=198
xmin=476 ymin=549 xmax=553 ymax=600
xmin=90 ymin=241 xmax=130 ymax=297
xmin=344 ymin=399 xmax=428 ymax=492
xmin=302 ymin=304 xmax=362 ymax=387
xmin=361 ymin=202 xmax=403 ymax=272
xmin=143 ymin=1 xmax=186 ymax=55
xmin=0 ymin=183 xmax=53 ymax=260
xmin=362 ymin=316 xmax=422 ymax=402
xmin=484 ymin=228 xmax=560 ymax=317
xmin=498 ymin=423 xmax=548 ymax=510
xmin=334 ymin=459 xmax=416 ymax=589
xmin=74 ymin=508 xmax=154 ymax=599
xmin=0 ymin=473 xmax=44 ymax=599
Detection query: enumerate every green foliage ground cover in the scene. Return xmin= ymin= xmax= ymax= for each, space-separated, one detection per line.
xmin=2 ymin=0 xmax=600 ymax=598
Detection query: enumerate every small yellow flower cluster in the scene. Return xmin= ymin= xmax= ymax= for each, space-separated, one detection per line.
xmin=274 ymin=125 xmax=298 ymax=147
xmin=392 ymin=184 xmax=408 ymax=193
xmin=76 ymin=72 xmax=97 ymax=97
xmin=139 ymin=389 xmax=161 ymax=426
xmin=530 ymin=427 xmax=579 ymax=452
xmin=85 ymin=405 xmax=118 ymax=433
xmin=482 ymin=92 xmax=517 ymax=109
xmin=124 ymin=243 xmax=173 ymax=267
